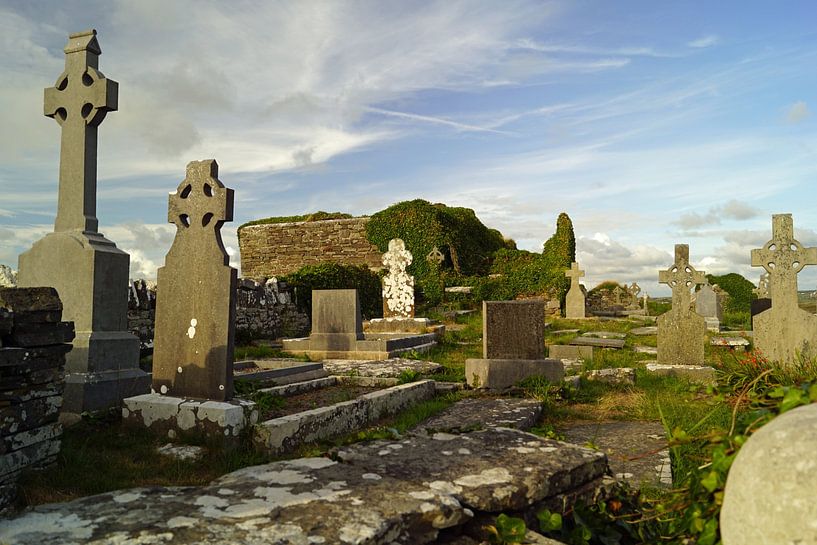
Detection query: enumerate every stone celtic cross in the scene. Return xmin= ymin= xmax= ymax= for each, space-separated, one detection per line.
xmin=382 ymin=238 xmax=414 ymax=318
xmin=426 ymin=246 xmax=444 ymax=267
xmin=659 ymin=244 xmax=706 ymax=311
xmin=753 ymin=273 xmax=770 ymax=299
xmin=43 ymin=30 xmax=118 ymax=233
xmin=564 ymin=262 xmax=584 ymax=289
xmin=612 ymin=285 xmax=624 ymax=305
xmin=152 ymin=160 xmax=237 ymax=401
xmin=751 ymin=214 xmax=817 ymax=308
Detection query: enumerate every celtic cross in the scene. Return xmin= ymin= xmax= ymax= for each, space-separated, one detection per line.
xmin=658 ymin=244 xmax=706 ymax=311
xmin=751 ymin=214 xmax=817 ymax=307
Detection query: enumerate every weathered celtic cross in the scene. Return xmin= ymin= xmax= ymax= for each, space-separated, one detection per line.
xmin=426 ymin=246 xmax=444 ymax=267
xmin=382 ymin=238 xmax=414 ymax=318
xmin=43 ymin=30 xmax=118 ymax=233
xmin=152 ymin=160 xmax=237 ymax=401
xmin=659 ymin=244 xmax=706 ymax=312
xmin=753 ymin=273 xmax=770 ymax=299
xmin=751 ymin=214 xmax=817 ymax=308
xmin=565 ymin=262 xmax=585 ymax=289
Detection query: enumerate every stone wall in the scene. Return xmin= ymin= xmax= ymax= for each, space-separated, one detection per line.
xmin=0 ymin=287 xmax=73 ymax=512
xmin=239 ymin=217 xmax=383 ymax=279
xmin=127 ymin=278 xmax=310 ymax=346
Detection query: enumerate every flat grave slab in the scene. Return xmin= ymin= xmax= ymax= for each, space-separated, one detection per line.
xmin=551 ymin=329 xmax=580 ymax=335
xmin=645 ymin=362 xmax=716 ymax=385
xmin=548 ymin=344 xmax=593 ymax=360
xmin=710 ymin=337 xmax=750 ymax=350
xmin=560 ymin=420 xmax=671 ymax=488
xmin=413 ymin=398 xmax=543 ymax=434
xmin=634 ymin=345 xmax=657 ymax=355
xmin=334 ymin=427 xmax=608 ymax=513
xmin=581 ymin=331 xmax=626 ymax=339
xmin=629 ymin=326 xmax=658 ymax=336
xmin=569 ymin=337 xmax=625 ymax=349
xmin=322 ymin=358 xmax=442 ymax=378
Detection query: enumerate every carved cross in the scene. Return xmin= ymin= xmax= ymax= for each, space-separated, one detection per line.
xmin=564 ymin=262 xmax=585 ymax=290
xmin=751 ymin=214 xmax=817 ymax=307
xmin=383 ymin=238 xmax=412 ymax=273
xmin=658 ymin=244 xmax=706 ymax=312
xmin=612 ymin=285 xmax=624 ymax=305
xmin=43 ymin=30 xmax=118 ymax=233
xmin=168 ymin=160 xmax=233 ymax=260
xmin=426 ymin=246 xmax=444 ymax=267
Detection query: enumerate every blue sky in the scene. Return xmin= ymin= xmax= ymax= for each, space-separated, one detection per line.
xmin=2 ymin=1 xmax=817 ymax=295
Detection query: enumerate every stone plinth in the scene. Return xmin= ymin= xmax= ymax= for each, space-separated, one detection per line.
xmin=152 ymin=160 xmax=237 ymax=401
xmin=18 ymin=31 xmax=146 ymax=414
xmin=465 ymin=358 xmax=564 ymax=389
xmin=483 ymin=300 xmax=545 ymax=359
xmin=122 ymin=394 xmax=257 ymax=442
xmin=721 ymin=404 xmax=817 ymax=544
xmin=645 ymin=362 xmax=716 ymax=385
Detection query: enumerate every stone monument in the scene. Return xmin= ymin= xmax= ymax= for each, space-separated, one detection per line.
xmin=465 ymin=301 xmax=563 ymax=389
xmin=17 ymin=30 xmax=147 ymax=415
xmin=123 ymin=161 xmax=256 ymax=440
xmin=627 ymin=282 xmax=641 ymax=309
xmin=381 ymin=238 xmax=414 ymax=319
xmin=751 ymin=214 xmax=817 ymax=365
xmin=695 ymin=282 xmax=722 ymax=332
xmin=751 ymin=272 xmax=772 ymax=318
xmin=656 ymin=245 xmax=706 ymax=366
xmin=564 ymin=262 xmax=586 ymax=318
xmin=151 ymin=160 xmax=237 ymax=400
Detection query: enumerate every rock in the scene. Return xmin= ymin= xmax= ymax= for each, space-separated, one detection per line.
xmin=584 ymin=368 xmax=636 ymax=386
xmin=721 ymin=404 xmax=817 ymax=544
xmin=156 ymin=443 xmax=205 ymax=462
xmin=322 ymin=358 xmax=443 ymax=378
xmin=414 ymin=398 xmax=543 ymax=434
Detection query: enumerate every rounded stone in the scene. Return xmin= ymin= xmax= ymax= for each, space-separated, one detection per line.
xmin=721 ymin=404 xmax=817 ymax=544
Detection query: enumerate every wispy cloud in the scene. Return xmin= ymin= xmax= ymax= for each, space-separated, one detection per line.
xmin=687 ymin=34 xmax=720 ymax=48
xmin=363 ymin=107 xmax=514 ymax=135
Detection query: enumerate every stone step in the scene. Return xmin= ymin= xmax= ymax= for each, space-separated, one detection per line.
xmin=629 ymin=326 xmax=658 ymax=336
xmin=569 ymin=337 xmax=625 ymax=349
xmin=581 ymin=331 xmax=626 ymax=339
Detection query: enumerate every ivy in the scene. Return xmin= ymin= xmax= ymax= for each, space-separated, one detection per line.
xmin=281 ymin=263 xmax=383 ymax=320
xmin=705 ymin=272 xmax=756 ymax=313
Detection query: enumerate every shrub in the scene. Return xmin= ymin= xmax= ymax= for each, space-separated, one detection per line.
xmin=706 ymin=272 xmax=755 ymax=313
xmin=282 ymin=263 xmax=383 ymax=319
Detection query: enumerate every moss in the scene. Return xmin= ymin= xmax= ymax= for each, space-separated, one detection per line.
xmin=237 ymin=211 xmax=354 ymax=232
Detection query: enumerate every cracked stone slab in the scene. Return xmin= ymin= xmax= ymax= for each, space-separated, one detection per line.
xmin=580 ymin=331 xmax=626 ymax=339
xmin=322 ymin=358 xmax=442 ymax=378
xmin=569 ymin=337 xmax=625 ymax=349
xmin=334 ymin=428 xmax=608 ymax=513
xmin=0 ymin=457 xmax=469 ymax=545
xmin=413 ymin=398 xmax=543 ymax=434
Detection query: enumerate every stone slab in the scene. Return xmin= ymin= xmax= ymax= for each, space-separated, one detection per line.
xmin=258 ymin=376 xmax=340 ymax=397
xmin=657 ymin=310 xmax=706 ymax=366
xmin=414 ymin=398 xmax=544 ymax=434
xmin=550 ymin=329 xmax=580 ymax=335
xmin=634 ymin=345 xmax=658 ymax=355
xmin=585 ymin=367 xmax=636 ymax=386
xmin=335 ymin=427 xmax=608 ymax=513
xmin=253 ymin=381 xmax=437 ymax=454
xmin=0 ymin=457 xmax=468 ymax=545
xmin=483 ymin=300 xmax=545 ymax=360
xmin=548 ymin=344 xmax=594 ymax=361
xmin=569 ymin=337 xmax=625 ymax=349
xmin=580 ymin=331 xmax=626 ymax=339
xmin=312 ymin=289 xmax=364 ymax=337
xmin=710 ymin=337 xmax=750 ymax=350
xmin=122 ymin=394 xmax=258 ymax=441
xmin=321 ymin=358 xmax=443 ymax=378
xmin=645 ymin=363 xmax=716 ymax=385
xmin=629 ymin=326 xmax=658 ymax=336
xmin=560 ymin=421 xmax=671 ymax=488
xmin=465 ymin=359 xmax=564 ymax=389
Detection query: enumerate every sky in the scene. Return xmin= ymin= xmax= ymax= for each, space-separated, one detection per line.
xmin=2 ymin=0 xmax=817 ymax=296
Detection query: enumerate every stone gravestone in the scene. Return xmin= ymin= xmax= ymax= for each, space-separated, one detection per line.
xmin=381 ymin=239 xmax=414 ymax=319
xmin=309 ymin=289 xmax=365 ymax=351
xmin=564 ymin=262 xmax=586 ymax=318
xmin=17 ymin=30 xmax=147 ymax=414
xmin=695 ymin=282 xmax=722 ymax=332
xmin=656 ymin=245 xmax=706 ymax=366
xmin=751 ymin=214 xmax=817 ymax=365
xmin=465 ymin=300 xmax=563 ymax=389
xmin=151 ymin=160 xmax=237 ymax=401
xmin=627 ymin=282 xmax=641 ymax=309
xmin=426 ymin=246 xmax=444 ymax=267
xmin=612 ymin=286 xmax=625 ymax=306
xmin=751 ymin=272 xmax=772 ymax=318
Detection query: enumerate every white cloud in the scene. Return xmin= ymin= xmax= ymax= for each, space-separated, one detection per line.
xmin=787 ymin=101 xmax=811 ymax=124
xmin=675 ymin=200 xmax=762 ymax=229
xmin=577 ymin=233 xmax=671 ymax=295
xmin=687 ymin=35 xmax=719 ymax=48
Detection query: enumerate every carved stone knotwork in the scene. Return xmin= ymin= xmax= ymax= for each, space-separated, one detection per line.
xmin=657 ymin=245 xmax=706 ymax=365
xmin=751 ymin=214 xmax=817 ymax=365
xmin=152 ymin=160 xmax=237 ymax=401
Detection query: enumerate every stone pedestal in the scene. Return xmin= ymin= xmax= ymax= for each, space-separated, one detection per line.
xmin=122 ymin=393 xmax=257 ymax=442
xmin=465 ymin=358 xmax=564 ymax=389
xmin=18 ymin=231 xmax=147 ymax=414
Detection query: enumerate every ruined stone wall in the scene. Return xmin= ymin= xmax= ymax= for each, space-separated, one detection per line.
xmin=239 ymin=217 xmax=383 ymax=279
xmin=127 ymin=278 xmax=310 ymax=345
xmin=0 ymin=288 xmax=73 ymax=512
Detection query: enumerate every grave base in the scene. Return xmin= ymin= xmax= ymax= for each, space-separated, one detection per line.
xmin=365 ymin=317 xmax=445 ymax=337
xmin=282 ymin=332 xmax=436 ymax=361
xmin=645 ymin=362 xmax=716 ymax=385
xmin=465 ymin=358 xmax=564 ymax=389
xmin=122 ymin=393 xmax=257 ymax=443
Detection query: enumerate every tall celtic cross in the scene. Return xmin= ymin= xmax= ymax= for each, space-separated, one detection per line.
xmin=658 ymin=244 xmax=706 ymax=311
xmin=43 ymin=30 xmax=118 ymax=233
xmin=168 ymin=160 xmax=234 ymax=249
xmin=564 ymin=261 xmax=584 ymax=290
xmin=751 ymin=214 xmax=817 ymax=308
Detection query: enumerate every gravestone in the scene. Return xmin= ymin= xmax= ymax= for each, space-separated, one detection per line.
xmin=656 ymin=245 xmax=706 ymax=366
xmin=564 ymin=262 xmax=586 ymax=318
xmin=17 ymin=30 xmax=147 ymax=414
xmin=381 ymin=239 xmax=414 ymax=319
xmin=751 ymin=272 xmax=772 ymax=318
xmin=612 ymin=286 xmax=625 ymax=306
xmin=695 ymin=282 xmax=722 ymax=332
xmin=466 ymin=301 xmax=563 ymax=389
xmin=307 ymin=289 xmax=364 ymax=352
xmin=627 ymin=282 xmax=641 ymax=309
xmin=151 ymin=160 xmax=237 ymax=401
xmin=751 ymin=214 xmax=817 ymax=365
xmin=426 ymin=246 xmax=444 ymax=267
